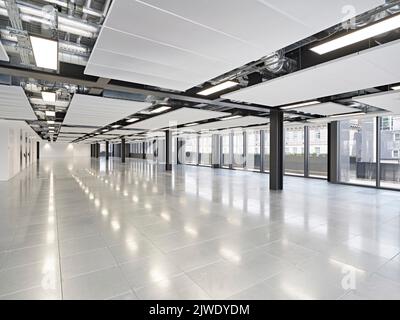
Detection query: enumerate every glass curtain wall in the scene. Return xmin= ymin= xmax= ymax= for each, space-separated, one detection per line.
xmin=199 ymin=134 xmax=212 ymax=166
xmin=184 ymin=135 xmax=198 ymax=165
xmin=263 ymin=129 xmax=270 ymax=172
xmin=380 ymin=115 xmax=400 ymax=189
xmin=222 ymin=133 xmax=231 ymax=168
xmin=245 ymin=129 xmax=261 ymax=171
xmin=284 ymin=125 xmax=304 ymax=176
xmin=233 ymin=130 xmax=245 ymax=169
xmin=339 ymin=118 xmax=376 ymax=186
xmin=308 ymin=124 xmax=328 ymax=178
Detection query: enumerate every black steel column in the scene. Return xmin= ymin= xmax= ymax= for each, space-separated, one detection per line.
xmin=36 ymin=141 xmax=40 ymax=160
xmin=142 ymin=141 xmax=146 ymax=159
xmin=260 ymin=130 xmax=265 ymax=173
xmin=327 ymin=122 xmax=339 ymax=183
xmin=105 ymin=141 xmax=109 ymax=160
xmin=270 ymin=109 xmax=284 ymax=190
xmin=165 ymin=130 xmax=172 ymax=171
xmin=121 ymin=138 xmax=126 ymax=163
xmin=95 ymin=143 xmax=100 ymax=158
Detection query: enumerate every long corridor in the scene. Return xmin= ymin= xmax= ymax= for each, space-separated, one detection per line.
xmin=0 ymin=158 xmax=399 ymax=300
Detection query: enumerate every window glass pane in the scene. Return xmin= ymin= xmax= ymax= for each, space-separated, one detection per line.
xmin=339 ymin=118 xmax=376 ymax=186
xmin=199 ymin=134 xmax=212 ymax=166
xmin=380 ymin=115 xmax=400 ymax=189
xmin=184 ymin=135 xmax=198 ymax=164
xmin=233 ymin=130 xmax=244 ymax=169
xmin=264 ymin=130 xmax=270 ymax=172
xmin=308 ymin=124 xmax=328 ymax=178
xmin=222 ymin=133 xmax=230 ymax=168
xmin=284 ymin=125 xmax=304 ymax=176
xmin=245 ymin=129 xmax=260 ymax=171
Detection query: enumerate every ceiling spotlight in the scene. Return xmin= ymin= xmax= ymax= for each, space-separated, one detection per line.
xmin=197 ymin=81 xmax=238 ymax=96
xmin=310 ymin=13 xmax=400 ymax=55
xmin=45 ymin=110 xmax=56 ymax=117
xmin=150 ymin=106 xmax=171 ymax=114
xmin=30 ymin=36 xmax=58 ymax=70
xmin=220 ymin=115 xmax=242 ymax=121
xmin=127 ymin=117 xmax=140 ymax=123
xmin=281 ymin=101 xmax=320 ymax=110
xmin=42 ymin=92 xmax=56 ymax=103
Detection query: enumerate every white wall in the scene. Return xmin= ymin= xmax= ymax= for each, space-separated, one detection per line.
xmin=40 ymin=142 xmax=90 ymax=159
xmin=0 ymin=120 xmax=39 ymax=181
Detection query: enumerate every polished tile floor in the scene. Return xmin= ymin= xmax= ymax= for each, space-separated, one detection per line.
xmin=0 ymin=158 xmax=399 ymax=300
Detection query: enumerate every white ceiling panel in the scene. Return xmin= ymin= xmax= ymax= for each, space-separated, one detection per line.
xmin=86 ymin=0 xmax=382 ymax=91
xmin=63 ymin=94 xmax=151 ymax=126
xmin=354 ymin=90 xmax=400 ymax=114
xmin=293 ymin=102 xmax=358 ymax=116
xmin=127 ymin=108 xmax=230 ymax=130
xmin=0 ymin=85 xmax=36 ymax=120
xmin=0 ymin=40 xmax=9 ymax=61
xmin=60 ymin=126 xmax=99 ymax=134
xmin=223 ymin=39 xmax=400 ymax=107
xmin=182 ymin=116 xmax=269 ymax=132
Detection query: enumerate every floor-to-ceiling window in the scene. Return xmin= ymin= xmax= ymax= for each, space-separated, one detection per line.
xmin=308 ymin=124 xmax=328 ymax=178
xmin=245 ymin=129 xmax=261 ymax=171
xmin=199 ymin=134 xmax=212 ymax=166
xmin=339 ymin=117 xmax=377 ymax=186
xmin=284 ymin=125 xmax=304 ymax=176
xmin=263 ymin=129 xmax=270 ymax=172
xmin=233 ymin=130 xmax=245 ymax=169
xmin=380 ymin=115 xmax=400 ymax=189
xmin=222 ymin=133 xmax=230 ymax=168
xmin=184 ymin=135 xmax=198 ymax=165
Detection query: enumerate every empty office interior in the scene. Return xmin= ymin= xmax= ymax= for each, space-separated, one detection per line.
xmin=0 ymin=0 xmax=400 ymax=301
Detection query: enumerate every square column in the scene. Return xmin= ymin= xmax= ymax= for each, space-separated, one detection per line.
xmin=270 ymin=109 xmax=284 ymax=190
xmin=165 ymin=130 xmax=172 ymax=171
xmin=328 ymin=121 xmax=339 ymax=183
xmin=121 ymin=138 xmax=126 ymax=163
xmin=105 ymin=141 xmax=110 ymax=160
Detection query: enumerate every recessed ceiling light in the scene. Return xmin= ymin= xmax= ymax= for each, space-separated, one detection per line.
xmin=95 ymin=132 xmax=100 ymax=135
xmin=112 ymin=125 xmax=121 ymax=129
xmin=197 ymin=81 xmax=238 ymax=96
xmin=310 ymin=14 xmax=400 ymax=55
xmin=391 ymin=85 xmax=400 ymax=90
xmin=184 ymin=123 xmax=199 ymax=127
xmin=150 ymin=106 xmax=171 ymax=114
xmin=102 ymin=129 xmax=109 ymax=132
xmin=45 ymin=110 xmax=56 ymax=117
xmin=127 ymin=117 xmax=140 ymax=123
xmin=30 ymin=36 xmax=58 ymax=70
xmin=281 ymin=101 xmax=320 ymax=110
xmin=330 ymin=112 xmax=366 ymax=119
xmin=42 ymin=92 xmax=56 ymax=103
xmin=47 ymin=120 xmax=55 ymax=124
xmin=220 ymin=115 xmax=242 ymax=121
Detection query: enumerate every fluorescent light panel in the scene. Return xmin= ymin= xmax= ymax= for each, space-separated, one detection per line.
xmin=220 ymin=115 xmax=242 ymax=121
xmin=127 ymin=117 xmax=139 ymax=123
xmin=45 ymin=110 xmax=56 ymax=117
xmin=150 ymin=106 xmax=171 ymax=114
xmin=330 ymin=112 xmax=366 ymax=118
xmin=184 ymin=123 xmax=199 ymax=127
xmin=112 ymin=125 xmax=121 ymax=128
xmin=42 ymin=92 xmax=56 ymax=103
xmin=30 ymin=36 xmax=58 ymax=70
xmin=391 ymin=85 xmax=400 ymax=90
xmin=197 ymin=81 xmax=238 ymax=96
xmin=281 ymin=100 xmax=320 ymax=110
xmin=311 ymin=14 xmax=400 ymax=55
xmin=47 ymin=120 xmax=55 ymax=124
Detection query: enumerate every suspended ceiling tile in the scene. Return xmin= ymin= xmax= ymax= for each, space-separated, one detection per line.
xmin=223 ymin=40 xmax=400 ymax=106
xmin=182 ymin=116 xmax=269 ymax=132
xmin=86 ymin=0 xmax=382 ymax=91
xmin=354 ymin=90 xmax=400 ymax=114
xmin=63 ymin=94 xmax=151 ymax=126
xmin=293 ymin=102 xmax=358 ymax=116
xmin=0 ymin=40 xmax=9 ymax=62
xmin=126 ymin=107 xmax=231 ymax=130
xmin=60 ymin=126 xmax=99 ymax=134
xmin=0 ymin=85 xmax=36 ymax=120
